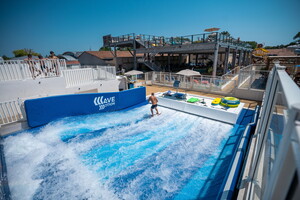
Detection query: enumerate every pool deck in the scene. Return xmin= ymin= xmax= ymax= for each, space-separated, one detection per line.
xmin=145 ymin=85 xmax=260 ymax=109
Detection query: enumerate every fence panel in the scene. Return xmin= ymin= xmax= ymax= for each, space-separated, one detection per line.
xmin=62 ymin=68 xmax=94 ymax=87
xmin=0 ymin=59 xmax=66 ymax=81
xmin=0 ymin=100 xmax=23 ymax=125
xmin=96 ymin=66 xmax=116 ymax=80
xmin=145 ymin=72 xmax=233 ymax=93
xmin=62 ymin=66 xmax=116 ymax=87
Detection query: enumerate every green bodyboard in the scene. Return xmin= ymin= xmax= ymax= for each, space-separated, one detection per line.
xmin=187 ymin=97 xmax=200 ymax=103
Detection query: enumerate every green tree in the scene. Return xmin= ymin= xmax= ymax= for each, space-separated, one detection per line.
xmin=220 ymin=31 xmax=230 ymax=36
xmin=13 ymin=48 xmax=40 ymax=57
xmin=244 ymin=41 xmax=258 ymax=49
xmin=2 ymin=55 xmax=10 ymax=60
xmin=99 ymin=46 xmax=111 ymax=51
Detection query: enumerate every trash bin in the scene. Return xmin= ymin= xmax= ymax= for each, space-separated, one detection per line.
xmin=129 ymin=83 xmax=134 ymax=89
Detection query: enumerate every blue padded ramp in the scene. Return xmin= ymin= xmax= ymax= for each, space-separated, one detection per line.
xmin=25 ymin=87 xmax=146 ymax=128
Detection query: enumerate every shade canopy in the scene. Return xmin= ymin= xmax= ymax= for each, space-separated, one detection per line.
xmin=124 ymin=70 xmax=144 ymax=76
xmin=176 ymin=69 xmax=201 ymax=77
xmin=204 ymin=28 xmax=220 ymax=32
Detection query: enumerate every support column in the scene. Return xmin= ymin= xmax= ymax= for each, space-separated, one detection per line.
xmin=168 ymin=53 xmax=171 ymax=71
xmin=232 ymin=48 xmax=238 ymax=68
xmin=161 ymin=53 xmax=164 ymax=71
xmin=133 ymin=38 xmax=137 ymax=70
xmin=249 ymin=51 xmax=253 ymax=64
xmin=196 ymin=54 xmax=198 ymax=65
xmin=244 ymin=51 xmax=248 ymax=65
xmin=152 ymin=52 xmax=156 ymax=70
xmin=114 ymin=45 xmax=117 ymax=68
xmin=238 ymin=49 xmax=243 ymax=66
xmin=212 ymin=43 xmax=219 ymax=77
xmin=224 ymin=46 xmax=230 ymax=73
xmin=242 ymin=50 xmax=247 ymax=66
xmin=188 ymin=54 xmax=191 ymax=66
xmin=247 ymin=51 xmax=251 ymax=65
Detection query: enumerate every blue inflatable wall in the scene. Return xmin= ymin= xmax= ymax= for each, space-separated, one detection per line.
xmin=25 ymin=87 xmax=147 ymax=127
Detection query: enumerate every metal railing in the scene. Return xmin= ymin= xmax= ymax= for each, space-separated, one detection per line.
xmin=62 ymin=66 xmax=116 ymax=87
xmin=145 ymin=71 xmax=236 ymax=93
xmin=111 ymin=33 xmax=135 ymax=43
xmin=0 ymin=99 xmax=24 ymax=125
xmin=108 ymin=32 xmax=252 ymax=49
xmin=221 ymin=66 xmax=241 ymax=80
xmin=0 ymin=59 xmax=66 ymax=81
xmin=238 ymin=63 xmax=300 ymax=199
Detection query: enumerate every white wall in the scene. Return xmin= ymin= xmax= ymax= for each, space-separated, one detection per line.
xmin=234 ymin=88 xmax=264 ymax=101
xmin=0 ymin=77 xmax=120 ymax=102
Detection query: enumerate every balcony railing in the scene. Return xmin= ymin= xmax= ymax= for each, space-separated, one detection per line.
xmin=62 ymin=66 xmax=116 ymax=87
xmin=0 ymin=59 xmax=66 ymax=81
xmin=0 ymin=66 xmax=116 ymax=125
xmin=238 ymin=62 xmax=300 ymax=199
xmin=145 ymin=71 xmax=236 ymax=94
xmin=108 ymin=32 xmax=252 ymax=49
xmin=0 ymin=99 xmax=24 ymax=125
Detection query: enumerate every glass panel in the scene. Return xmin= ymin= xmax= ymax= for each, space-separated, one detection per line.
xmin=250 ymin=70 xmax=269 ymax=90
xmin=253 ymin=80 xmax=288 ymax=198
xmin=267 ymin=83 xmax=287 ymax=172
xmin=238 ymin=70 xmax=251 ymax=89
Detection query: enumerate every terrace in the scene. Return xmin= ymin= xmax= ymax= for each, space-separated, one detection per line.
xmin=103 ymin=32 xmax=253 ymax=76
xmin=106 ymin=32 xmax=252 ymax=49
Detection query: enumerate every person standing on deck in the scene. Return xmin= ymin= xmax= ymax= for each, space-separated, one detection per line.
xmin=148 ymin=93 xmax=160 ymax=117
xmin=24 ymin=54 xmax=40 ymax=79
xmin=48 ymin=51 xmax=59 ymax=76
xmin=38 ymin=55 xmax=47 ymax=76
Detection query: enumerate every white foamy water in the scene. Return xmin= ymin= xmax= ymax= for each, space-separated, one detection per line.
xmin=3 ymin=105 xmax=233 ymax=200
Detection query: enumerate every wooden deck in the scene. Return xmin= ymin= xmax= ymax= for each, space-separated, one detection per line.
xmin=144 ymin=85 xmax=260 ymax=109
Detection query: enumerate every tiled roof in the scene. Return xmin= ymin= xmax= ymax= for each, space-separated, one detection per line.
xmin=266 ymin=48 xmax=297 ymax=56
xmin=84 ymin=51 xmax=143 ymax=59
xmin=66 ymin=60 xmax=80 ymax=65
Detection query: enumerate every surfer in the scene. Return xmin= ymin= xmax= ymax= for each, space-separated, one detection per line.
xmin=148 ymin=93 xmax=160 ymax=117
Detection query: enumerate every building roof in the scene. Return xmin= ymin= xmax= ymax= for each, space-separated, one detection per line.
xmin=66 ymin=60 xmax=80 ymax=65
xmin=82 ymin=51 xmax=143 ymax=59
xmin=63 ymin=51 xmax=84 ymax=58
xmin=58 ymin=55 xmax=77 ymax=61
xmin=266 ymin=48 xmax=297 ymax=56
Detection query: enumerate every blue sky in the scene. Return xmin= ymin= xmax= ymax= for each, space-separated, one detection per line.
xmin=0 ymin=0 xmax=299 ymax=57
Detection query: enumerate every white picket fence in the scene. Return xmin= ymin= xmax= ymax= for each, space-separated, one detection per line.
xmin=62 ymin=66 xmax=116 ymax=87
xmin=0 ymin=100 xmax=24 ymax=125
xmin=62 ymin=68 xmax=95 ymax=87
xmin=0 ymin=59 xmax=66 ymax=81
xmin=96 ymin=66 xmax=116 ymax=80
